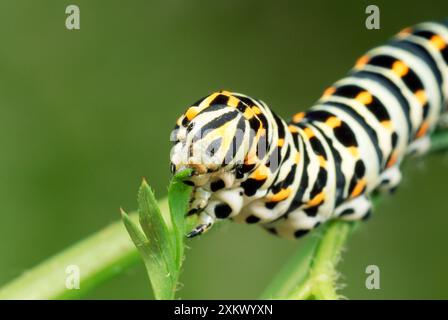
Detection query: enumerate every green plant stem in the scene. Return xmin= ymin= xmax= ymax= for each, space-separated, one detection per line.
xmin=260 ymin=221 xmax=356 ymax=300
xmin=290 ymin=222 xmax=354 ymax=300
xmin=1 ymin=132 xmax=448 ymax=300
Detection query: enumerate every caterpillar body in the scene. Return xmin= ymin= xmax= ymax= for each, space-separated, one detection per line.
xmin=170 ymin=21 xmax=448 ymax=239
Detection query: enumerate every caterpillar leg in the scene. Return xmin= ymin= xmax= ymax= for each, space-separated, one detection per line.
xmin=187 ymin=187 xmax=244 ymax=238
xmin=262 ymin=210 xmax=322 ymax=240
xmin=186 ymin=211 xmax=215 ymax=238
xmin=187 ymin=188 xmax=211 ymax=216
xmin=376 ymin=166 xmax=402 ymax=194
xmin=335 ymin=195 xmax=372 ymax=221
xmin=407 ymin=136 xmax=431 ymax=157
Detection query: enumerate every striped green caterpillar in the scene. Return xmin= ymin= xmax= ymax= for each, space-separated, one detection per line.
xmin=170 ymin=20 xmax=448 ymax=239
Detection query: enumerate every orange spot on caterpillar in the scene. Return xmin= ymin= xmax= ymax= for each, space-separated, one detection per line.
xmin=381 ymin=120 xmax=393 ymax=130
xmin=277 ymin=138 xmax=285 ymax=147
xmin=251 ymin=165 xmax=269 ymax=181
xmin=430 ymin=34 xmax=446 ymax=50
xmin=355 ymin=91 xmax=373 ymax=105
xmin=355 ymin=55 xmax=369 ymax=69
xmin=322 ymin=86 xmax=336 ymax=98
xmin=252 ymin=106 xmax=262 ymax=115
xmin=292 ymin=112 xmax=305 ymax=123
xmin=185 ymin=106 xmax=200 ymax=121
xmin=386 ymin=152 xmax=398 ymax=168
xmin=243 ymin=108 xmax=255 ymax=119
xmin=303 ymin=127 xmax=315 ymax=139
xmin=325 ymin=116 xmax=341 ymax=128
xmin=397 ymin=27 xmax=412 ymax=38
xmin=392 ymin=60 xmax=409 ymax=77
xmin=307 ymin=191 xmax=325 ymax=207
xmin=294 ymin=152 xmax=300 ymax=164
xmin=414 ymin=89 xmax=427 ymax=105
xmin=416 ymin=121 xmax=429 ymax=139
xmin=270 ymin=188 xmax=291 ymax=202
xmin=351 ymin=178 xmax=366 ymax=198
xmin=227 ymin=95 xmax=240 ymax=108
xmin=317 ymin=155 xmax=326 ymax=168
xmin=347 ymin=146 xmax=359 ymax=158
xmin=288 ymin=125 xmax=299 ymax=133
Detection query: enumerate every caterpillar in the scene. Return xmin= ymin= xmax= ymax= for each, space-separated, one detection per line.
xmin=170 ymin=20 xmax=448 ymax=240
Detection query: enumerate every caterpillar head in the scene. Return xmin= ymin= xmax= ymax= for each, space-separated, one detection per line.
xmin=170 ymin=91 xmax=260 ymax=186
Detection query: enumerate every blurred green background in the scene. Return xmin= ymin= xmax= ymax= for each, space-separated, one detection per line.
xmin=1 ymin=0 xmax=448 ymax=299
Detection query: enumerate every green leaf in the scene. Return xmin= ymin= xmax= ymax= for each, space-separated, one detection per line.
xmin=121 ymin=175 xmax=192 ymax=300
xmin=168 ymin=168 xmax=193 ymax=269
xmin=121 ymin=208 xmax=174 ymax=300
xmin=137 ymin=180 xmax=178 ymax=299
